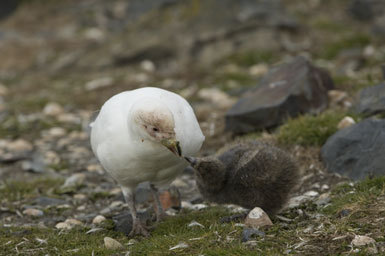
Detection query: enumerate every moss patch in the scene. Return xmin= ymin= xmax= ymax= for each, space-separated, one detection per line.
xmin=277 ymin=111 xmax=361 ymax=146
xmin=222 ymin=50 xmax=276 ymax=67
xmin=2 ymin=177 xmax=385 ymax=255
xmin=0 ymin=177 xmax=63 ymax=202
xmin=318 ymin=33 xmax=371 ymax=60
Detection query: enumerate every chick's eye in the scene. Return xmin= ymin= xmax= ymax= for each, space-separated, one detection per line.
xmin=153 ymin=127 xmax=159 ymax=132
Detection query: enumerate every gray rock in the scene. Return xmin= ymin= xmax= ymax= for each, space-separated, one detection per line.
xmin=112 ymin=211 xmax=151 ymax=236
xmin=21 ymin=152 xmax=46 ymax=173
xmin=33 ymin=197 xmax=67 ymax=207
xmin=226 ymin=56 xmax=334 ymax=134
xmin=321 ymin=118 xmax=385 ymax=180
xmin=348 ymin=0 xmax=385 ymax=21
xmin=0 ymin=0 xmax=18 ymax=21
xmin=354 ymin=83 xmax=385 ymax=116
xmin=241 ymin=228 xmax=265 ymax=242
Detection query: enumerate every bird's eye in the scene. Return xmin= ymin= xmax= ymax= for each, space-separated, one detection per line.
xmin=153 ymin=127 xmax=159 ymax=132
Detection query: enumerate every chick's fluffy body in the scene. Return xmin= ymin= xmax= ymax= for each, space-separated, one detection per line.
xmin=194 ymin=141 xmax=299 ymax=215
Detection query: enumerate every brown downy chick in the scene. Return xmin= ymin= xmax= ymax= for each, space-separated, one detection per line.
xmin=185 ymin=141 xmax=299 ymax=216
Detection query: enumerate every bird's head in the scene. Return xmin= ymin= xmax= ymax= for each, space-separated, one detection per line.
xmin=132 ymin=100 xmax=182 ymax=157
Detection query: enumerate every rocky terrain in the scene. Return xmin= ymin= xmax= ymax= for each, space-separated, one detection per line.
xmin=1 ymin=0 xmax=385 ymax=255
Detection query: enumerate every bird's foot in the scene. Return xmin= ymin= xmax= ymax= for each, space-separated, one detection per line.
xmin=129 ymin=218 xmax=150 ymax=237
xmin=155 ymin=212 xmax=168 ymax=223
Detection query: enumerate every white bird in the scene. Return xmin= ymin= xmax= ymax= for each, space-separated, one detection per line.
xmin=90 ymin=87 xmax=205 ymax=236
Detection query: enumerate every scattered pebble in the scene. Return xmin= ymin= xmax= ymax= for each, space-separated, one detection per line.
xmin=198 ymin=88 xmax=236 ymax=109
xmin=74 ymin=194 xmax=87 ymax=201
xmin=22 ymin=208 xmax=44 ymax=217
xmin=6 ymin=139 xmax=33 ymax=152
xmin=55 ymin=222 xmax=72 ymax=230
xmin=0 ymin=84 xmax=8 ymax=96
xmin=248 ymin=64 xmax=268 ymax=77
xmin=55 ymin=218 xmax=83 ymax=230
xmin=337 ymin=116 xmax=355 ymax=130
xmin=315 ymin=193 xmax=331 ymax=206
xmin=93 ymin=215 xmax=107 ymax=224
xmin=241 ymin=228 xmax=265 ymax=242
xmin=351 ymin=235 xmax=375 ymax=247
xmin=338 ymin=209 xmax=351 ymax=217
xmin=328 ymin=90 xmax=348 ymax=105
xmin=303 ymin=190 xmax=319 ymax=197
xmin=244 ymin=207 xmax=273 ymax=229
xmin=62 ymin=173 xmax=86 ymax=188
xmin=43 ymin=102 xmax=64 ymax=116
xmin=77 ymin=205 xmax=86 ymax=211
xmin=104 ymin=237 xmax=124 ymax=249
xmin=47 ymin=127 xmax=67 ymax=137
xmin=109 ymin=187 xmax=122 ymax=196
xmin=110 ymin=201 xmax=124 ymax=210
xmin=140 ymin=60 xmax=155 ymax=72
xmin=169 ymin=242 xmax=188 ymax=251
xmin=85 ymin=77 xmax=113 ymax=91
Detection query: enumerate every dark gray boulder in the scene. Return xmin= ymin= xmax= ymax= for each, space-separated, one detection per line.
xmin=321 ymin=118 xmax=385 ymax=181
xmin=354 ymin=83 xmax=385 ymax=116
xmin=348 ymin=0 xmax=385 ymax=21
xmin=225 ymin=56 xmax=334 ymax=134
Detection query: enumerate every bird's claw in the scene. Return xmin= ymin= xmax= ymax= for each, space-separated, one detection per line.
xmin=155 ymin=212 xmax=168 ymax=223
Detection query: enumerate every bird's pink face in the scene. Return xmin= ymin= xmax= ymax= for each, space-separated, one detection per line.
xmin=135 ymin=109 xmax=182 ymax=156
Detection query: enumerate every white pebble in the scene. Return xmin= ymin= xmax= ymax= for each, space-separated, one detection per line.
xmin=351 ymin=235 xmax=375 ymax=246
xmin=104 ymin=237 xmax=123 ymax=249
xmin=22 ymin=208 xmax=44 ymax=217
xmin=93 ymin=215 xmax=107 ymax=224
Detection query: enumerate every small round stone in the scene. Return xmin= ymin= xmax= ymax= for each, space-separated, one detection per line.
xmin=92 ymin=215 xmax=107 ymax=224
xmin=23 ymin=208 xmax=44 ymax=217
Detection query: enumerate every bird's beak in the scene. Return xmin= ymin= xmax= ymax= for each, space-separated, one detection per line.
xmin=184 ymin=156 xmax=197 ymax=166
xmin=161 ymin=139 xmax=182 ymax=157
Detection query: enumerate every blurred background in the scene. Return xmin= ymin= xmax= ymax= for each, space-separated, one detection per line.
xmin=0 ymin=0 xmax=383 ymax=144
xmin=1 ymin=0 xmax=384 ymax=191
xmin=1 ymin=0 xmax=385 ymax=254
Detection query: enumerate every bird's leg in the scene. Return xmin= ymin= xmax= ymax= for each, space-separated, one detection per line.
xmin=121 ymin=187 xmax=149 ymax=237
xmin=150 ymin=184 xmax=167 ymax=222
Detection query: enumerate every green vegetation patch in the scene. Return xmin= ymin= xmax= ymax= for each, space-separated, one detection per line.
xmin=0 ymin=177 xmax=63 ymax=202
xmin=323 ymin=177 xmax=385 ymax=216
xmin=222 ymin=50 xmax=276 ymax=67
xmin=2 ymin=177 xmax=385 ymax=255
xmin=277 ymin=111 xmax=361 ymax=146
xmin=318 ymin=33 xmax=371 ymax=60
xmin=0 ymin=226 xmax=128 ymax=256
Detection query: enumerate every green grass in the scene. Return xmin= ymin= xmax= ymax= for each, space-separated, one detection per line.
xmin=318 ymin=33 xmax=371 ymax=60
xmin=2 ymin=177 xmax=385 ymax=255
xmin=0 ymin=177 xmax=63 ymax=202
xmin=277 ymin=111 xmax=361 ymax=146
xmin=222 ymin=50 xmax=276 ymax=67
xmin=0 ymin=113 xmax=81 ymax=139
xmin=323 ymin=177 xmax=385 ymax=215
xmin=0 ymin=226 xmax=128 ymax=256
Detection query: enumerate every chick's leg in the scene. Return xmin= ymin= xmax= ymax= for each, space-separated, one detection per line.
xmin=150 ymin=184 xmax=167 ymax=222
xmin=121 ymin=186 xmax=149 ymax=237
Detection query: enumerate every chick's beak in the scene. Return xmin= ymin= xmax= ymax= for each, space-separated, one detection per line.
xmin=184 ymin=156 xmax=197 ymax=166
xmin=161 ymin=139 xmax=182 ymax=157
